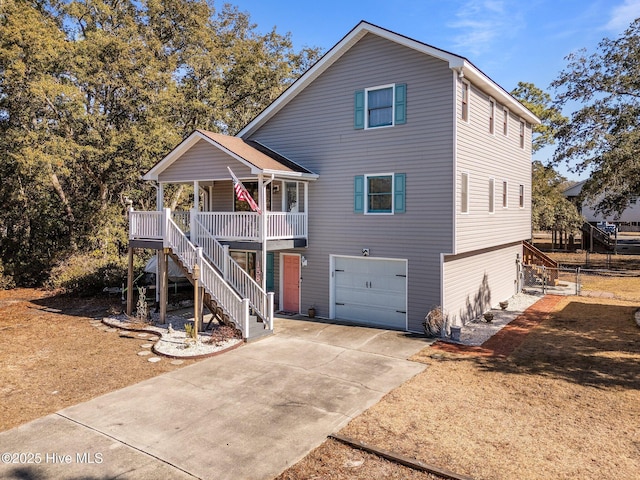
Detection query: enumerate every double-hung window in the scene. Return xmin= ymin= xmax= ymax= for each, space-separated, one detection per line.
xmin=354 ymin=173 xmax=406 ymax=214
xmin=503 ymin=107 xmax=509 ymax=136
xmin=461 ymin=80 xmax=470 ymax=122
xmin=367 ymin=175 xmax=393 ymax=212
xmin=354 ymin=83 xmax=406 ymax=129
xmin=502 ymin=181 xmax=508 ymax=208
xmin=489 ymin=178 xmax=495 ymax=213
xmin=367 ymin=87 xmax=394 ymax=128
xmin=461 ymin=172 xmax=469 ymax=213
xmin=489 ymin=98 xmax=496 ymax=134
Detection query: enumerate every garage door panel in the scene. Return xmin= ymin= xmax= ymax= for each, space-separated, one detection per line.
xmin=333 ymin=256 xmax=407 ymax=330
xmin=335 ymin=286 xmax=405 ymax=309
xmin=336 ymin=303 xmax=405 ymax=327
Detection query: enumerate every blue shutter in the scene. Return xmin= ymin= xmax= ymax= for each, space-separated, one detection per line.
xmin=354 ymin=175 xmax=364 ymax=213
xmin=395 ymin=84 xmax=407 ymax=125
xmin=266 ymin=252 xmax=274 ymax=291
xmin=394 ymin=173 xmax=406 ymax=213
xmin=354 ymin=90 xmax=365 ymax=129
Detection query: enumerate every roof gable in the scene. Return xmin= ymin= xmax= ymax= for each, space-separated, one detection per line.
xmin=238 ymin=21 xmax=539 ymax=138
xmin=143 ymin=130 xmax=317 ymax=181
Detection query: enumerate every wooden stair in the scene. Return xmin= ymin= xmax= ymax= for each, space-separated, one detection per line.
xmin=581 ymin=222 xmax=615 ymax=252
xmin=523 ymin=241 xmax=559 ymax=283
xmin=166 ymin=251 xmax=268 ymax=338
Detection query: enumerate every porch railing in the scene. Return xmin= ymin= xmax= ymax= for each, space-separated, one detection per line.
xmin=130 ymin=210 xmax=163 ymax=239
xmin=164 ymin=213 xmax=250 ymax=337
xmin=192 ymin=218 xmax=273 ymax=329
xmin=267 ymin=212 xmax=307 ymax=240
xmin=130 ymin=209 xmax=307 ymax=242
xmin=197 ymin=212 xmax=259 ymax=241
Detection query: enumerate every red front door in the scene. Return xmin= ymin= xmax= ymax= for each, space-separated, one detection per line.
xmin=282 ymin=255 xmax=300 ymax=313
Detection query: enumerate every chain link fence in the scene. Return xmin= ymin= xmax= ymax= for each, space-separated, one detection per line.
xmin=521 ymin=263 xmax=640 ymax=296
xmin=521 ymin=264 xmax=580 ymax=295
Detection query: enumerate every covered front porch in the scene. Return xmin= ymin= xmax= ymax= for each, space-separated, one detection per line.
xmin=127 ymin=129 xmax=318 ymax=340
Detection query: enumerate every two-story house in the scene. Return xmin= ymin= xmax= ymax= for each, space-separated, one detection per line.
xmin=129 ymin=21 xmax=539 ymax=339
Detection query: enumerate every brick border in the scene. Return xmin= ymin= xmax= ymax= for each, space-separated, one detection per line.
xmin=431 ymin=295 xmax=565 ymax=358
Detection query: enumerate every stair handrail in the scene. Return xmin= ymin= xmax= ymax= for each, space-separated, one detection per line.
xmin=163 ymin=209 xmax=249 ymax=338
xmin=584 ymin=222 xmax=613 ymax=248
xmin=523 ymin=240 xmax=558 ymax=268
xmin=192 ymin=215 xmax=273 ymax=328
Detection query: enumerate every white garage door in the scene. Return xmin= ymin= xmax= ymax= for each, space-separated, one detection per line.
xmin=332 ymin=256 xmax=407 ymax=329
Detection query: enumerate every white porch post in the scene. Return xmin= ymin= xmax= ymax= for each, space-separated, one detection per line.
xmin=207 ymin=185 xmax=214 ymax=211
xmin=156 ymin=183 xmax=164 ymax=210
xmin=304 ymin=181 xmax=309 ymax=237
xmin=155 ymin=183 xmax=164 ymax=303
xmin=258 ymin=174 xmax=268 ymax=292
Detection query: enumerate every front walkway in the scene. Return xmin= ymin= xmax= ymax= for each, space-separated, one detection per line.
xmin=0 ymin=317 xmax=428 ymax=480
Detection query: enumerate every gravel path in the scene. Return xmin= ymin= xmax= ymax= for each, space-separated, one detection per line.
xmin=449 ymin=292 xmax=543 ymax=346
xmin=103 ymin=312 xmax=242 ymax=358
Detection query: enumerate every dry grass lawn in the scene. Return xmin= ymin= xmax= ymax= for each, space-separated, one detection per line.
xmin=547 ymin=251 xmax=640 ymax=302
xmin=0 ymin=289 xmax=203 ymax=432
xmin=2 ymin=278 xmax=639 ymax=480
xmin=278 ymin=295 xmax=640 ymax=479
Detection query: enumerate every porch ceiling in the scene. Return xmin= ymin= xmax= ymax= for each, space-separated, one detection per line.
xmin=143 ymin=129 xmax=318 ymax=182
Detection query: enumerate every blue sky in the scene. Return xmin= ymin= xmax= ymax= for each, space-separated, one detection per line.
xmin=230 ymin=0 xmax=640 ymax=181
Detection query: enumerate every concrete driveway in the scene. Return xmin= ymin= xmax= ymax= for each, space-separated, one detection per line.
xmin=0 ymin=317 xmax=430 ymax=480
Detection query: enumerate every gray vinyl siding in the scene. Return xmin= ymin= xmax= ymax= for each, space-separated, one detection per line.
xmin=246 ymin=33 xmax=455 ymax=332
xmin=210 ymin=181 xmax=234 ymax=212
xmin=443 ymin=242 xmax=522 ymax=325
xmin=158 ymin=139 xmax=253 ymax=183
xmin=455 ymin=80 xmax=532 ymax=254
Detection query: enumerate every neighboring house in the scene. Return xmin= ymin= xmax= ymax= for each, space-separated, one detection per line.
xmin=129 ymin=21 xmax=539 ymax=338
xmin=564 ymin=180 xmax=640 ymax=231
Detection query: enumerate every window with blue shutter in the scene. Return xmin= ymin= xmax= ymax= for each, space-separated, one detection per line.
xmin=354 ymin=174 xmax=405 ymax=214
xmin=354 ymin=83 xmax=407 ymax=129
xmin=266 ymin=252 xmax=274 ymax=291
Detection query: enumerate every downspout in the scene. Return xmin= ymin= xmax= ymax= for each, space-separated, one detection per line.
xmin=149 ymin=181 xmax=163 ymax=304
xmin=442 ymin=67 xmax=462 ymax=320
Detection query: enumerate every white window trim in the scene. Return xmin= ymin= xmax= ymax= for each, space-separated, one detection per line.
xmin=461 ymin=79 xmax=471 ymax=123
xmin=519 ymin=184 xmax=525 ymax=208
xmin=461 ymin=171 xmax=470 ymax=214
xmin=489 ymin=177 xmax=495 ymax=214
xmin=364 ymin=83 xmax=396 ymax=130
xmin=364 ymin=172 xmax=395 ymax=215
xmin=519 ymin=119 xmax=526 ymax=149
xmin=502 ymin=180 xmax=508 ymax=208
xmin=489 ymin=98 xmax=496 ymax=135
xmin=282 ymin=181 xmax=305 ymax=213
xmin=503 ymin=107 xmax=509 ymax=136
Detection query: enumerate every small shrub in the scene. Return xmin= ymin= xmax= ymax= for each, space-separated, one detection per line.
xmin=0 ymin=262 xmax=15 ymax=290
xmin=423 ymin=306 xmax=447 ymax=337
xmin=184 ymin=322 xmax=198 ymax=345
xmin=206 ymin=324 xmax=242 ymax=345
xmin=46 ymin=252 xmax=147 ymax=296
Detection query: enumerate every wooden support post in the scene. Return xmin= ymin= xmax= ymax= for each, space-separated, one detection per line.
xmin=193 ymin=264 xmax=200 ymax=338
xmin=126 ymin=246 xmax=134 ymax=316
xmin=159 ymin=248 xmax=169 ymax=324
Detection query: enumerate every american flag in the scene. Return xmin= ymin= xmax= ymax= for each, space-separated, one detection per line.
xmin=227 ymin=166 xmax=262 ymax=214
